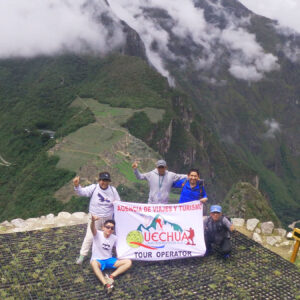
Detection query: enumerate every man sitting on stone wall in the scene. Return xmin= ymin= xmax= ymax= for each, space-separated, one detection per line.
xmin=204 ymin=205 xmax=234 ymax=259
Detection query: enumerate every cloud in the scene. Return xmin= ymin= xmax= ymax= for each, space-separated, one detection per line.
xmin=0 ymin=0 xmax=124 ymax=58
xmin=238 ymin=1 xmax=300 ymax=63
xmin=221 ymin=27 xmax=279 ymax=81
xmin=108 ymin=0 xmax=279 ymax=83
xmin=0 ymin=0 xmax=281 ymax=84
xmin=238 ymin=0 xmax=300 ymax=34
xmin=281 ymin=42 xmax=300 ymax=62
xmin=264 ymin=119 xmax=280 ymax=138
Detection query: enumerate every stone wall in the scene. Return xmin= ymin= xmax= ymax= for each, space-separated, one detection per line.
xmin=0 ymin=212 xmax=89 ymax=234
xmin=231 ymin=218 xmax=298 ymax=261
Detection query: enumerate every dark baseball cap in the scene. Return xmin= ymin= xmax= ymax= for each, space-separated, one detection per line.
xmin=156 ymin=160 xmax=167 ymax=167
xmin=99 ymin=172 xmax=111 ymax=181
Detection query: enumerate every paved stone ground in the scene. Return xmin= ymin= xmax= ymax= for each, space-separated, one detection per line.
xmin=0 ymin=224 xmax=299 ymax=299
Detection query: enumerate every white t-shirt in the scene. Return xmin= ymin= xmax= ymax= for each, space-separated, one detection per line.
xmin=91 ymin=230 xmax=117 ymax=261
xmin=74 ymin=184 xmax=121 ymax=217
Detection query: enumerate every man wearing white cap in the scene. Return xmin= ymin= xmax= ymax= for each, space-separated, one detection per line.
xmin=132 ymin=160 xmax=187 ymax=204
xmin=204 ymin=205 xmax=234 ymax=259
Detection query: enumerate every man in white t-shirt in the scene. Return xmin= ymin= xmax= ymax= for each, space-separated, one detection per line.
xmin=73 ymin=172 xmax=121 ymax=264
xmin=90 ymin=216 xmax=132 ymax=294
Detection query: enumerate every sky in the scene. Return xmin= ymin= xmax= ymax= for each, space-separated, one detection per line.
xmin=0 ymin=0 xmax=299 ymax=83
xmin=239 ymin=0 xmax=300 ymax=34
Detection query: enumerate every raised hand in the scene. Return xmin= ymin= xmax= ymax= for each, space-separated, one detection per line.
xmin=132 ymin=161 xmax=138 ymax=169
xmin=73 ymin=176 xmax=80 ymax=187
xmin=91 ymin=215 xmax=100 ymax=222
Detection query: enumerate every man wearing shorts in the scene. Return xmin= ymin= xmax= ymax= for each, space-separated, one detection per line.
xmin=90 ymin=216 xmax=132 ymax=294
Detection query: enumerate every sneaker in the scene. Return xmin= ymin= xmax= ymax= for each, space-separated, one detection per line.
xmin=105 ymin=274 xmax=114 ymax=285
xmin=76 ymin=255 xmax=86 ymax=264
xmin=223 ymin=253 xmax=230 ymax=260
xmin=106 ymin=283 xmax=114 ymax=294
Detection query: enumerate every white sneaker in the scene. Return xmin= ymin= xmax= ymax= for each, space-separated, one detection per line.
xmin=76 ymin=255 xmax=85 ymax=264
xmin=105 ymin=274 xmax=114 ymax=285
xmin=106 ymin=283 xmax=114 ymax=294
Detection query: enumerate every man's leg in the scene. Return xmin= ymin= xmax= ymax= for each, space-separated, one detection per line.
xmin=111 ymin=259 xmax=132 ymax=278
xmin=220 ymin=237 xmax=232 ymax=258
xmin=90 ymin=260 xmax=107 ymax=286
xmin=204 ymin=233 xmax=213 ymax=256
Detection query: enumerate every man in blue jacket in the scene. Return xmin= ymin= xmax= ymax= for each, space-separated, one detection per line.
xmin=172 ymin=168 xmax=208 ymax=204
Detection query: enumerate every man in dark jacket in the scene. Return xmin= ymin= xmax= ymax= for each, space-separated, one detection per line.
xmin=204 ymin=205 xmax=234 ymax=259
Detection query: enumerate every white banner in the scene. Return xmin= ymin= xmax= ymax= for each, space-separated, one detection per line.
xmin=114 ymin=201 xmax=206 ymax=261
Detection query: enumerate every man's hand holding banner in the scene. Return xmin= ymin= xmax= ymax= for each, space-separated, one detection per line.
xmin=114 ymin=201 xmax=206 ymax=261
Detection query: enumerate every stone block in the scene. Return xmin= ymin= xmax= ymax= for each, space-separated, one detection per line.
xmin=253 ymin=232 xmax=262 ymax=244
xmin=232 ymin=218 xmax=245 ymax=227
xmin=0 ymin=220 xmax=13 ymax=228
xmin=261 ymin=222 xmax=274 ymax=235
xmin=274 ymin=236 xmax=282 ymax=243
xmin=25 ymin=218 xmax=38 ymax=224
xmin=280 ymin=241 xmax=290 ymax=247
xmin=42 ymin=218 xmax=55 ymax=225
xmin=246 ymin=218 xmax=259 ymax=231
xmin=57 ymin=212 xmax=71 ymax=219
xmin=255 ymin=228 xmax=261 ymax=234
xmin=11 ymin=218 xmax=26 ymax=228
xmin=274 ymin=228 xmax=287 ymax=237
xmin=266 ymin=236 xmax=277 ymax=246
xmin=72 ymin=212 xmax=87 ymax=220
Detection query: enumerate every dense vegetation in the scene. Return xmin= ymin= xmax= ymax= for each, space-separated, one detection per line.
xmin=223 ymin=182 xmax=281 ymax=225
xmin=0 ymin=52 xmax=299 ymax=227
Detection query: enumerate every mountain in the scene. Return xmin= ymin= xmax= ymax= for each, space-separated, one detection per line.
xmin=222 ymin=182 xmax=281 ymax=225
xmin=137 ymin=214 xmax=183 ymax=232
xmin=0 ymin=0 xmax=299 ymax=226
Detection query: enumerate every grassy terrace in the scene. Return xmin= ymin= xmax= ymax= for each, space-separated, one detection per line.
xmin=0 ymin=225 xmax=299 ymax=299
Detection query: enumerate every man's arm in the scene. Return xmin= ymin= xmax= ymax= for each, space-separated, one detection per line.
xmin=73 ymin=176 xmax=96 ymax=197
xmin=91 ymin=215 xmax=100 ymax=236
xmin=223 ymin=217 xmax=234 ymax=232
xmin=172 ymin=172 xmax=187 ymax=182
xmin=132 ymin=161 xmax=148 ymax=180
xmin=172 ymin=178 xmax=186 ymax=188
xmin=112 ymin=187 xmax=121 ymax=202
xmin=200 ymin=186 xmax=208 ymax=203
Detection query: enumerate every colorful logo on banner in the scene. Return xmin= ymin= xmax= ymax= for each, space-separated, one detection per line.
xmin=126 ymin=214 xmax=196 ymax=250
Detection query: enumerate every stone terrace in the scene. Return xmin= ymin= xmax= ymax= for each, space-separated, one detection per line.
xmin=0 ymin=224 xmax=299 ymax=299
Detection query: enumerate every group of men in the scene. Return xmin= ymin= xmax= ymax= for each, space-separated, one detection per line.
xmin=73 ymin=159 xmax=234 ymax=294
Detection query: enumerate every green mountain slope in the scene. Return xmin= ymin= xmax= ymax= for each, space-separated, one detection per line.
xmin=223 ymin=182 xmax=280 ymax=225
xmin=0 ymin=52 xmax=298 ymax=226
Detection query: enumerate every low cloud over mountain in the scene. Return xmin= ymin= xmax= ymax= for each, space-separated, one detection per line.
xmin=0 ymin=0 xmax=124 ymax=58
xmin=0 ymin=0 xmax=299 ymax=83
xmin=239 ymin=0 xmax=300 ymax=34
